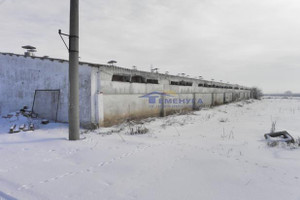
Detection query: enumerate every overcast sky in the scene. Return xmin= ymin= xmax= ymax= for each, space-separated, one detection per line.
xmin=1 ymin=0 xmax=300 ymax=93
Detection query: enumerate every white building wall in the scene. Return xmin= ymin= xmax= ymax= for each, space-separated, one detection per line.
xmin=98 ymin=66 xmax=251 ymax=126
xmin=0 ymin=53 xmax=252 ymax=127
xmin=0 ymin=54 xmax=92 ymax=127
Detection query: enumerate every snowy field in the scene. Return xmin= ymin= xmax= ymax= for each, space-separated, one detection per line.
xmin=1 ymin=98 xmax=300 ymax=200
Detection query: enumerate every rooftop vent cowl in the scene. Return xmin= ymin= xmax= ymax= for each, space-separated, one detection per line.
xmin=22 ymin=45 xmax=37 ymax=57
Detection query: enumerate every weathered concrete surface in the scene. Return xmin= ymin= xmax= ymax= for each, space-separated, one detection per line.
xmin=32 ymin=90 xmax=60 ymax=121
xmin=99 ymin=66 xmax=251 ymax=126
xmin=0 ymin=53 xmax=92 ymax=127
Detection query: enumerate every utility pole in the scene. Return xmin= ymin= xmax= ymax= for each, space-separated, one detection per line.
xmin=69 ymin=0 xmax=80 ymax=140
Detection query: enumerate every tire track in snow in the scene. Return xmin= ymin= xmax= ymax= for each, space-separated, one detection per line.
xmin=17 ymin=140 xmax=176 ymax=191
xmin=1 ymin=147 xmax=82 ymax=175
xmin=99 ymin=140 xmax=188 ymax=198
xmin=17 ymin=131 xmax=299 ymax=192
xmin=177 ymin=141 xmax=300 ymax=184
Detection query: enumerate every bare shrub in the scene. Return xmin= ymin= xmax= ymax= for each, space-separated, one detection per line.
xmin=125 ymin=120 xmax=149 ymax=135
xmin=221 ymin=128 xmax=234 ymax=140
xmin=270 ymin=121 xmax=276 ymax=133
xmin=251 ymin=87 xmax=263 ymax=100
xmin=127 ymin=125 xmax=149 ymax=135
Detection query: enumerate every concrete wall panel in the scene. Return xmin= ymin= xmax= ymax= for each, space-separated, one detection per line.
xmin=213 ymin=93 xmax=224 ymax=105
xmin=102 ymin=94 xmax=161 ymax=126
xmin=224 ymin=92 xmax=233 ymax=103
xmin=195 ymin=93 xmax=212 ymax=107
xmin=0 ymin=54 xmax=92 ymax=126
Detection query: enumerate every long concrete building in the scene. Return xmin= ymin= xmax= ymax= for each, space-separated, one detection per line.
xmin=0 ymin=52 xmax=252 ymax=127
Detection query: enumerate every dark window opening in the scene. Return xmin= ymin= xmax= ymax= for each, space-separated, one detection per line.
xmin=198 ymin=83 xmax=204 ymax=87
xmin=179 ymin=81 xmax=193 ymax=86
xmin=170 ymin=81 xmax=179 ymax=85
xmin=146 ymin=79 xmax=159 ymax=84
xmin=112 ymin=74 xmax=130 ymax=82
xmin=131 ymin=75 xmax=146 ymax=83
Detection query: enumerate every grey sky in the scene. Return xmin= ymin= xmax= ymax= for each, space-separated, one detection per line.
xmin=1 ymin=0 xmax=300 ymax=93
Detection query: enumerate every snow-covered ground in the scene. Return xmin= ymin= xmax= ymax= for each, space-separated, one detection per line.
xmin=1 ymin=98 xmax=300 ymax=200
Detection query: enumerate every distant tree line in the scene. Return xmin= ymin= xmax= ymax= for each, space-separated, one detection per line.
xmin=266 ymin=92 xmax=300 ymax=97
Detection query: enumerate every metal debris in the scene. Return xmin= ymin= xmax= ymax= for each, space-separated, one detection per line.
xmin=264 ymin=131 xmax=295 ymax=146
xmin=5 ymin=105 xmax=42 ymax=133
xmin=41 ymin=119 xmax=49 ymax=125
xmin=9 ymin=124 xmax=20 ymax=134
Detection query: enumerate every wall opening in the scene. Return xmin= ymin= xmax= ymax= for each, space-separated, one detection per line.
xmin=179 ymin=81 xmax=193 ymax=86
xmin=112 ymin=74 xmax=130 ymax=82
xmin=170 ymin=81 xmax=179 ymax=85
xmin=146 ymin=79 xmax=159 ymax=84
xmin=131 ymin=75 xmax=146 ymax=83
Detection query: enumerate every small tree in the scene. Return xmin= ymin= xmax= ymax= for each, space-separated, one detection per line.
xmin=251 ymin=87 xmax=263 ymax=100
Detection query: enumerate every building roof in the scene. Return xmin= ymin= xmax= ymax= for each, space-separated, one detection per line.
xmin=0 ymin=52 xmax=250 ymax=90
